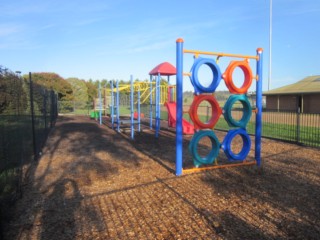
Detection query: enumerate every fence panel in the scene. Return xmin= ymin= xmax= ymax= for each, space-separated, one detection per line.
xmin=261 ymin=110 xmax=298 ymax=143
xmin=81 ymin=98 xmax=319 ymax=148
xmin=0 ymin=67 xmax=58 ymax=209
xmin=58 ymin=101 xmax=93 ymax=115
xmin=181 ymin=104 xmax=319 ymax=148
xmin=299 ymin=112 xmax=320 ymax=147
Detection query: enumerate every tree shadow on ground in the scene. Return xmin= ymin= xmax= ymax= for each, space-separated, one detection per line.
xmin=102 ymin=116 xmax=180 ymax=174
xmin=5 ymin=115 xmax=146 ymax=240
xmin=5 ymin=116 xmax=320 ymax=239
xmin=103 ymin=116 xmax=320 ymax=238
xmin=198 ymin=146 xmax=320 ymax=239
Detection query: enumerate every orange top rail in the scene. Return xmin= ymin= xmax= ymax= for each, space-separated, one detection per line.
xmin=183 ymin=49 xmax=259 ymax=60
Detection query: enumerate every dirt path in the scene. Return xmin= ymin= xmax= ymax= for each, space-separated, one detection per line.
xmin=4 ymin=115 xmax=320 ymax=239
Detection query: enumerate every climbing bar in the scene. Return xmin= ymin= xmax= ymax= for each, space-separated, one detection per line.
xmin=182 ymin=160 xmax=257 ymax=174
xmin=130 ymin=75 xmax=134 ymax=139
xmin=116 ymin=80 xmax=120 ymax=132
xmin=183 ymin=49 xmax=259 ymax=60
xmin=110 ymin=80 xmax=114 ymax=129
xmin=255 ymin=48 xmax=263 ymax=167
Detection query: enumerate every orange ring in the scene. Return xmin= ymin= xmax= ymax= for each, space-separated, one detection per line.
xmin=223 ymin=60 xmax=253 ymax=94
xmin=189 ymin=95 xmax=222 ymax=130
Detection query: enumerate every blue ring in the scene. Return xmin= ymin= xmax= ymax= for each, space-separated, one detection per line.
xmin=222 ymin=129 xmax=251 ymax=161
xmin=223 ymin=94 xmax=252 ymax=128
xmin=189 ymin=130 xmax=220 ymax=167
xmin=190 ymin=57 xmax=221 ymax=94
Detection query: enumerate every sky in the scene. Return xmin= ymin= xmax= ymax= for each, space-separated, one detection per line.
xmin=1 ymin=0 xmax=319 ymax=92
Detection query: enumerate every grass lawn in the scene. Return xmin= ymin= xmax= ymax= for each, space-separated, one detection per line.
xmin=166 ymin=112 xmax=320 ymax=147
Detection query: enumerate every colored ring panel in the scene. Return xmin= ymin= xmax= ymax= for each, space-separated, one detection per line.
xmin=190 ymin=57 xmax=222 ymax=94
xmin=223 ymin=60 xmax=253 ymax=94
xmin=222 ymin=129 xmax=251 ymax=161
xmin=189 ymin=94 xmax=222 ymax=130
xmin=223 ymin=94 xmax=252 ymax=128
xmin=189 ymin=130 xmax=220 ymax=167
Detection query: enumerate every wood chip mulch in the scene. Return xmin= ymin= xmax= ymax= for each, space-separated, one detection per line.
xmin=4 ymin=115 xmax=320 ymax=240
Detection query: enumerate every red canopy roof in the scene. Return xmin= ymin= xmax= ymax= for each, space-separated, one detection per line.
xmin=149 ymin=62 xmax=176 ymax=76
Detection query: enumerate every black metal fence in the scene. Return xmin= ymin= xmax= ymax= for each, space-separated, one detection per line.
xmin=181 ymin=106 xmax=320 ymax=148
xmin=61 ymin=99 xmax=319 ymax=148
xmin=259 ymin=109 xmax=320 ymax=147
xmin=0 ymin=67 xmax=58 ymax=210
xmin=58 ymin=101 xmax=93 ymax=115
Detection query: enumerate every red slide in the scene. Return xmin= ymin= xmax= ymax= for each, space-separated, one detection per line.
xmin=165 ymin=102 xmax=194 ymax=135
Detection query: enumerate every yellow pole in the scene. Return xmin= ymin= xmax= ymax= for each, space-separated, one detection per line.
xmin=182 ymin=161 xmax=257 ymax=174
xmin=183 ymin=49 xmax=259 ymax=60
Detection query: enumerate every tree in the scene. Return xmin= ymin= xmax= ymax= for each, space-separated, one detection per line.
xmin=66 ymin=78 xmax=89 ymax=103
xmin=85 ymin=81 xmax=97 ymax=102
xmin=0 ymin=67 xmax=28 ymax=114
xmin=27 ymin=72 xmax=73 ymax=102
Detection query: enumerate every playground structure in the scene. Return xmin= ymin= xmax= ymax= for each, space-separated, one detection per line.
xmin=109 ymin=75 xmax=141 ymax=140
xmin=148 ymin=62 xmax=194 ymax=137
xmin=175 ymin=38 xmax=263 ymax=176
xmin=90 ymin=40 xmax=263 ymax=177
xmin=107 ymin=81 xmax=171 ymax=105
xmin=107 ymin=74 xmax=179 ymax=140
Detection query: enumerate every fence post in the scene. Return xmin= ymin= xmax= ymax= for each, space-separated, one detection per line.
xmin=55 ymin=93 xmax=58 ymax=118
xmin=296 ymin=107 xmax=301 ymax=144
xmin=29 ymin=72 xmax=38 ymax=161
xmin=50 ymin=90 xmax=54 ymax=128
xmin=43 ymin=89 xmax=47 ymax=136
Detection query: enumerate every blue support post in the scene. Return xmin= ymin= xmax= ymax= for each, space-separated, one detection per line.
xmin=158 ymin=74 xmax=161 ymax=133
xmin=149 ymin=75 xmax=153 ymax=129
xmin=255 ymin=48 xmax=263 ymax=167
xmin=176 ymin=38 xmax=184 ymax=176
xmin=116 ymin=80 xmax=120 ymax=132
xmin=99 ymin=81 xmax=102 ymax=125
xmin=138 ymin=86 xmax=141 ymax=132
xmin=155 ymin=73 xmax=160 ymax=138
xmin=131 ymin=75 xmax=134 ymax=140
xmin=111 ymin=81 xmax=114 ymax=129
xmin=167 ymin=76 xmax=170 ymax=103
xmin=155 ymin=76 xmax=157 ymax=137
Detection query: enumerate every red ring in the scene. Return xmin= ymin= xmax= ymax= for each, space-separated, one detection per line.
xmin=223 ymin=60 xmax=253 ymax=94
xmin=189 ymin=95 xmax=222 ymax=130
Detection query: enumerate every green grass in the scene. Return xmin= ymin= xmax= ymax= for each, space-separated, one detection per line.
xmin=62 ymin=105 xmax=320 ymax=147
xmin=0 ymin=116 xmax=33 ymax=198
xmin=119 ymin=106 xmax=132 ymax=115
xmin=262 ymin=122 xmax=320 ymax=147
xmin=0 ymin=167 xmax=18 ymax=196
xmin=163 ymin=112 xmax=320 ymax=147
